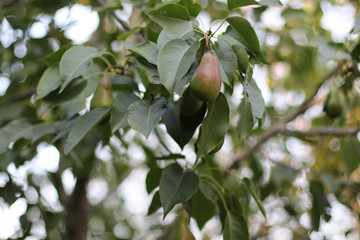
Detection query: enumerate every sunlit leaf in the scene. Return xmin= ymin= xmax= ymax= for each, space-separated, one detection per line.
xmin=124 ymin=41 xmax=158 ymax=65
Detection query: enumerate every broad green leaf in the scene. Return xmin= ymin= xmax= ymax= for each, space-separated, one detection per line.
xmin=196 ymin=93 xmax=230 ymax=158
xmin=232 ymin=45 xmax=249 ymax=73
xmin=237 ymin=94 xmax=254 ymax=140
xmin=61 ymin=64 xmax=100 ymax=118
xmin=127 ymin=97 xmax=168 ymax=138
xmin=40 ymin=79 xmax=88 ymax=115
xmin=192 ymin=189 xmax=216 ymax=230
xmin=146 ymin=167 xmax=163 ymax=194
xmin=309 ymin=180 xmax=331 ymax=231
xmin=224 ymin=21 xmax=268 ymax=64
xmin=110 ymin=92 xmax=140 ymax=133
xmin=117 ymin=22 xmax=146 ymax=41
xmin=215 ymin=39 xmax=237 ymax=86
xmin=159 ymin=163 xmax=199 ymax=218
xmin=158 ymin=39 xmax=200 ymax=93
xmin=242 ymin=178 xmax=266 ymax=218
xmin=223 ymin=210 xmax=249 ymax=240
xmin=177 ymin=0 xmax=201 ymax=17
xmin=59 ymin=46 xmax=104 ymax=92
xmin=36 ymin=67 xmax=61 ymax=100
xmin=64 ymin=107 xmax=111 ymax=155
xmin=226 ymin=17 xmax=260 ymax=56
xmin=353 ymin=11 xmax=360 ymax=34
xmin=228 ymin=0 xmax=282 ymax=9
xmin=40 ymin=45 xmax=72 ymax=66
xmin=124 ymin=41 xmax=158 ymax=65
xmin=243 ymin=79 xmax=265 ymax=121
xmin=162 ymin=102 xmax=206 ymax=149
xmin=341 ymin=139 xmax=360 ymax=175
xmin=22 ymin=123 xmax=56 ymax=143
xmin=148 ymin=191 xmax=161 ymax=215
xmin=147 ymin=3 xmax=193 ymax=36
xmin=0 ymin=120 xmax=55 ymax=154
xmin=157 ymin=30 xmax=193 ymax=51
xmin=271 ymin=164 xmax=298 ymax=187
xmin=0 ymin=119 xmax=32 ymax=154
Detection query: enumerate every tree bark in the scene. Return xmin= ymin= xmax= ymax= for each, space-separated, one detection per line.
xmin=65 ymin=175 xmax=89 ymax=240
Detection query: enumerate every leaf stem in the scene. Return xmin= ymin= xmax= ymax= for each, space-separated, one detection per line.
xmin=99 ymin=56 xmax=112 ymax=67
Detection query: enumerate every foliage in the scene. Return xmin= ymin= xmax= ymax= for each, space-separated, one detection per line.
xmin=0 ymin=0 xmax=360 ymax=239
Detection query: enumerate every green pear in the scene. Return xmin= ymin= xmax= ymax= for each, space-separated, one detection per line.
xmin=90 ymin=76 xmax=113 ymax=109
xmin=179 ymin=87 xmax=204 ymax=116
xmin=190 ymin=50 xmax=221 ymax=102
xmin=323 ymin=87 xmax=342 ymax=119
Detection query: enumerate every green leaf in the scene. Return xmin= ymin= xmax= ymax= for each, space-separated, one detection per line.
xmin=59 ymin=46 xmax=104 ymax=92
xmin=162 ymin=102 xmax=206 ymax=149
xmin=196 ymin=93 xmax=230 ymax=158
xmin=36 ymin=67 xmax=61 ymax=100
xmin=0 ymin=120 xmax=55 ymax=154
xmin=237 ymin=94 xmax=254 ymax=140
xmin=157 ymin=30 xmax=193 ymax=51
xmin=223 ymin=210 xmax=249 ymax=240
xmin=64 ymin=107 xmax=111 ymax=155
xmin=224 ymin=21 xmax=268 ymax=64
xmin=227 ymin=0 xmax=282 ymax=9
xmin=127 ymin=97 xmax=168 ymax=138
xmin=309 ymin=179 xmax=331 ymax=231
xmin=341 ymin=139 xmax=360 ymax=175
xmin=232 ymin=45 xmax=249 ymax=73
xmin=158 ymin=39 xmax=200 ymax=93
xmin=243 ymin=79 xmax=265 ymax=121
xmin=226 ymin=17 xmax=260 ymax=55
xmin=177 ymin=0 xmax=202 ymax=17
xmin=148 ymin=191 xmax=161 ymax=215
xmin=40 ymin=45 xmax=72 ymax=66
xmin=146 ymin=167 xmax=163 ymax=194
xmin=117 ymin=22 xmax=146 ymax=41
xmin=110 ymin=92 xmax=140 ymax=133
xmin=353 ymin=11 xmax=360 ymax=34
xmin=124 ymin=41 xmax=158 ymax=65
xmin=215 ymin=38 xmax=237 ymax=86
xmin=40 ymin=79 xmax=88 ymax=115
xmin=242 ymin=178 xmax=266 ymax=218
xmin=192 ymin=189 xmax=216 ymax=230
xmin=159 ymin=163 xmax=199 ymax=218
xmin=147 ymin=3 xmax=193 ymax=36
xmin=61 ymin=64 xmax=100 ymax=118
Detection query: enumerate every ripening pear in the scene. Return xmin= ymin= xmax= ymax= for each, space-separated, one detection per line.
xmin=323 ymin=87 xmax=342 ymax=119
xmin=179 ymin=87 xmax=204 ymax=116
xmin=190 ymin=50 xmax=221 ymax=102
xmin=90 ymin=76 xmax=113 ymax=109
xmin=169 ymin=210 xmax=195 ymax=240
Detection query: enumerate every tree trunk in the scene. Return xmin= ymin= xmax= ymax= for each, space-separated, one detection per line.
xmin=65 ymin=175 xmax=89 ymax=240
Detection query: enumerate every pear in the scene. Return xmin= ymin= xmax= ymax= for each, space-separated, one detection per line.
xmin=179 ymin=87 xmax=204 ymax=116
xmin=90 ymin=76 xmax=113 ymax=109
xmin=323 ymin=87 xmax=342 ymax=119
xmin=190 ymin=50 xmax=221 ymax=102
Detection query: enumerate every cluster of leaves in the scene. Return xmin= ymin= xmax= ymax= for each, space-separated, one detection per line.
xmin=1 ymin=0 xmax=360 ymax=239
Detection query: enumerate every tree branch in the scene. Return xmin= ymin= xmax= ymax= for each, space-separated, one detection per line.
xmin=229 ymin=63 xmax=345 ymax=169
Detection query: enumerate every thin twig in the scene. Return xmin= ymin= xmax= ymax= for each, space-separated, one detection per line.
xmin=229 ymin=63 xmax=343 ymax=169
